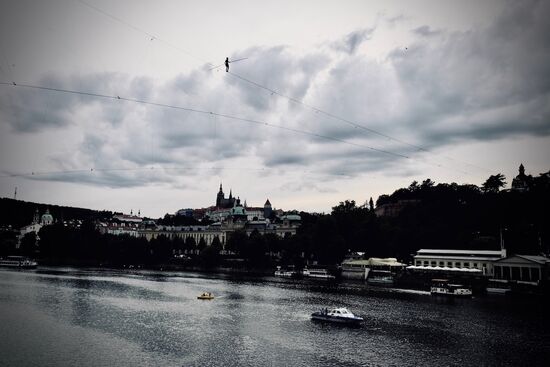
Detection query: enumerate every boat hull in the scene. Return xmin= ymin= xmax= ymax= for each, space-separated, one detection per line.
xmin=367 ymin=278 xmax=394 ymax=286
xmin=430 ymin=288 xmax=472 ymax=297
xmin=486 ymin=287 xmax=511 ymax=295
xmin=311 ymin=313 xmax=363 ymax=325
xmin=0 ymin=260 xmax=37 ymax=269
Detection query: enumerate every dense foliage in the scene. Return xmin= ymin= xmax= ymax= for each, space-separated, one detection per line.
xmin=0 ymin=197 xmax=112 ymax=228
xmin=1 ymin=169 xmax=549 ymax=268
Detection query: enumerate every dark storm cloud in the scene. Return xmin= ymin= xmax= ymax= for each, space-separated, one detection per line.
xmin=331 ymin=28 xmax=376 ymax=55
xmin=388 ymin=0 xmax=550 ymax=147
xmin=27 ymin=168 xmax=175 ymax=189
xmin=1 ymin=72 xmax=154 ymax=132
xmin=412 ymin=25 xmax=441 ymax=37
xmin=11 ymin=0 xmax=550 ymax=189
xmin=225 ymin=46 xmax=330 ymax=112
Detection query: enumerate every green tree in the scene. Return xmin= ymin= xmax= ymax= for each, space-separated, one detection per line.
xmin=199 ymin=236 xmax=222 ymax=268
xmin=197 ymin=237 xmax=207 ymax=251
xmin=482 ymin=173 xmax=507 ymax=193
xmin=421 ymin=178 xmax=435 ymax=189
xmin=19 ymin=232 xmax=37 ymax=256
xmin=409 ymin=180 xmax=419 ymax=191
xmin=184 ymin=236 xmax=196 ymax=251
xmin=226 ymin=229 xmax=248 ymax=255
xmin=332 ymin=200 xmax=357 ymax=215
xmin=210 ymin=236 xmax=223 ymax=252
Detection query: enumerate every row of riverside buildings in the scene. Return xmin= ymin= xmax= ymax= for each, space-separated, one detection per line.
xmin=97 ymin=184 xmax=302 ymax=247
xmin=341 ymin=248 xmax=549 ymax=292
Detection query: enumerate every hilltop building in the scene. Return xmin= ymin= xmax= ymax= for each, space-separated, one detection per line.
xmin=137 ymin=184 xmax=300 ymax=247
xmin=216 ymin=183 xmax=236 ymax=208
xmin=98 ymin=211 xmax=142 ymax=237
xmin=17 ymin=208 xmax=54 ymax=248
xmin=374 ymin=200 xmax=419 ymax=217
xmin=511 ymin=163 xmax=533 ymax=192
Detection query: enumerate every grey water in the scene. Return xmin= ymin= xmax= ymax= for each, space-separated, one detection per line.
xmin=1 ymin=268 xmax=549 ymax=367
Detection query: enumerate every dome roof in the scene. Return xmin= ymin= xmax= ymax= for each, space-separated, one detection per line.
xmin=231 ymin=206 xmax=246 ymax=216
xmin=41 ymin=210 xmax=53 ymax=224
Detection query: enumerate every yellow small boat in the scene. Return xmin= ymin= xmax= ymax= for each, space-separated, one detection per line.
xmin=197 ymin=292 xmax=214 ymax=300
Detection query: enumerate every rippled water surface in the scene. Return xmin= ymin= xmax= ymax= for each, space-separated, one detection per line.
xmin=1 ymin=268 xmax=549 ymax=366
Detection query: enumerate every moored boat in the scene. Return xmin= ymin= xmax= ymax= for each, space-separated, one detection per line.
xmin=0 ymin=256 xmax=37 ymax=269
xmin=486 ymin=279 xmax=511 ymax=295
xmin=430 ymin=279 xmax=472 ymax=297
xmin=274 ymin=266 xmax=300 ymax=278
xmin=367 ymin=270 xmax=394 ymax=286
xmin=302 ymin=267 xmax=335 ymax=279
xmin=311 ymin=307 xmax=363 ymax=325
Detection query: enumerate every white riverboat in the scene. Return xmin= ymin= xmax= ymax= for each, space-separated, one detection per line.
xmin=367 ymin=270 xmax=395 ymax=286
xmin=0 ymin=256 xmax=38 ymax=269
xmin=302 ymin=268 xmax=335 ymax=279
xmin=274 ymin=266 xmax=299 ymax=278
xmin=311 ymin=307 xmax=363 ymax=325
xmin=486 ymin=279 xmax=511 ymax=295
xmin=430 ymin=279 xmax=472 ymax=297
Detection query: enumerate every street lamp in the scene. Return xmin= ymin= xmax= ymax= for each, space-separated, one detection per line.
xmin=499 ymin=227 xmax=507 ymax=258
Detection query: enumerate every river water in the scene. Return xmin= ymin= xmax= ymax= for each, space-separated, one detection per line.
xmin=1 ymin=267 xmax=548 ymax=367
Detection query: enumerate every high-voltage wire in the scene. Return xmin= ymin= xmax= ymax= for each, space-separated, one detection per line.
xmin=0 ymin=81 xmax=410 ymax=161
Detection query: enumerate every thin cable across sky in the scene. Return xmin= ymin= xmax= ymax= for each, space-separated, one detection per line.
xmin=0 ymin=81 xmax=410 ymax=160
xmin=72 ymin=0 xmax=486 ymax=174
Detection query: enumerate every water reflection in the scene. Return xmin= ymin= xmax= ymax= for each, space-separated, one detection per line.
xmin=1 ymin=267 xmax=549 ymax=366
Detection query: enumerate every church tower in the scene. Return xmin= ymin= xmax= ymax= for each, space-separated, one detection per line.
xmin=216 ymin=183 xmax=225 ymax=207
xmin=264 ymin=199 xmax=272 ymax=219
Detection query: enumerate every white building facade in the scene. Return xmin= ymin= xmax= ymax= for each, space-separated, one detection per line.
xmin=409 ymin=249 xmax=507 ymax=277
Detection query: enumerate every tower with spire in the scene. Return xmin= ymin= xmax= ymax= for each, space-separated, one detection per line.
xmin=264 ymin=199 xmax=272 ymax=219
xmin=215 ymin=183 xmax=237 ymax=208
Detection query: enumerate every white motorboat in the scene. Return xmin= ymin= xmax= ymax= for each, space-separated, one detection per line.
xmin=311 ymin=307 xmax=363 ymax=325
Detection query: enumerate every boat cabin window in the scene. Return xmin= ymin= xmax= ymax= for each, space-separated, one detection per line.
xmin=439 ymin=261 xmax=444 ymax=267
xmin=455 ymin=262 xmax=461 ymax=268
xmin=473 ymin=263 xmax=478 ymax=268
xmin=447 ymin=262 xmax=452 ymax=267
xmin=423 ymin=261 xmax=428 ymax=266
xmin=464 ymin=262 xmax=470 ymax=268
xmin=431 ymin=261 xmax=436 ymax=267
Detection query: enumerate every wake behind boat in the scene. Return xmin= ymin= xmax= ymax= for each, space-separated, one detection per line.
xmin=311 ymin=307 xmax=363 ymax=325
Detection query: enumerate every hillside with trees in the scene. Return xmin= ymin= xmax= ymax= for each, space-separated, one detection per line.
xmin=1 ymin=167 xmax=548 ymax=269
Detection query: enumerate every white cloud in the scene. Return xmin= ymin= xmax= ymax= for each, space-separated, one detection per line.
xmin=1 ymin=0 xmax=549 ymax=216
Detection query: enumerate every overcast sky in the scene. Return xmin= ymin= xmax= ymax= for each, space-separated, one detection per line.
xmin=1 ymin=0 xmax=549 ymax=218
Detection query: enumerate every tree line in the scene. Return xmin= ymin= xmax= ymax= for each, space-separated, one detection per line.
xmin=1 ymin=169 xmax=549 ymax=269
